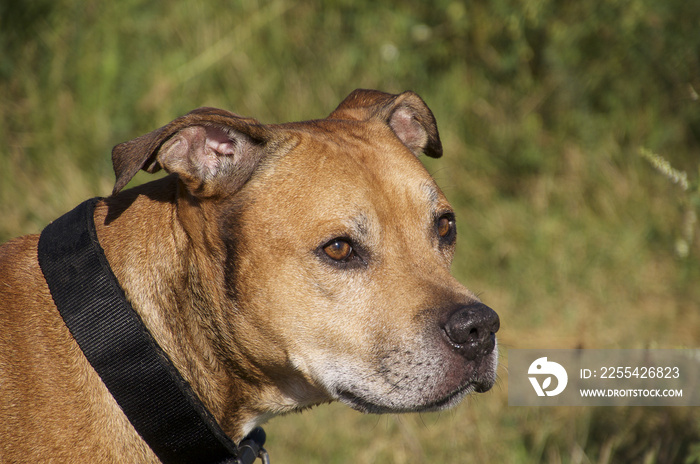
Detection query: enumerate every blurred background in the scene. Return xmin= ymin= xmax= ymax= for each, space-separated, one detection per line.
xmin=1 ymin=1 xmax=699 ymax=462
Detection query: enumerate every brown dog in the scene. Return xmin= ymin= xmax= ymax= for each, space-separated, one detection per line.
xmin=0 ymin=89 xmax=499 ymax=462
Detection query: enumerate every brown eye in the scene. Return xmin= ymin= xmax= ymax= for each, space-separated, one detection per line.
xmin=323 ymin=239 xmax=353 ymax=261
xmin=438 ymin=215 xmax=453 ymax=238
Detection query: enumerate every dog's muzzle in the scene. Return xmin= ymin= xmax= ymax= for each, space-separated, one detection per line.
xmin=442 ymin=303 xmax=500 ymax=362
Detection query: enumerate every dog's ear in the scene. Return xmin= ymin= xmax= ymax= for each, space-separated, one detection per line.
xmin=111 ymin=108 xmax=271 ymax=196
xmin=329 ymin=89 xmax=442 ymax=158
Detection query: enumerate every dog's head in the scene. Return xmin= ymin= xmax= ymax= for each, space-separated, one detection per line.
xmin=112 ymin=89 xmax=499 ymax=424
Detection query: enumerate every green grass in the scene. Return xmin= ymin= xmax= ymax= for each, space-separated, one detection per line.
xmin=2 ymin=1 xmax=699 ymax=462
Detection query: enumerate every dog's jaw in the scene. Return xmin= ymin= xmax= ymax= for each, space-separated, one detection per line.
xmin=234 ymin=339 xmax=499 ymax=435
xmin=306 ymin=338 xmax=499 ymax=415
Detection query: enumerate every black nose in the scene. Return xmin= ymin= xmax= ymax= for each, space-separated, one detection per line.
xmin=443 ymin=303 xmax=500 ymax=360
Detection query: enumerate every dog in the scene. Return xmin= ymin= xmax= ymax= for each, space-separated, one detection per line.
xmin=0 ymin=89 xmax=499 ymax=462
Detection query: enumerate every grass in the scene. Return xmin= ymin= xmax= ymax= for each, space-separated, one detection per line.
xmin=1 ymin=1 xmax=699 ymax=462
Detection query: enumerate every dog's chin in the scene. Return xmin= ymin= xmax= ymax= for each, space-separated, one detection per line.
xmin=335 ymin=380 xmax=486 ymax=415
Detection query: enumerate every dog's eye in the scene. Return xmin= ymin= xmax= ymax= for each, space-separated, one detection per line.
xmin=437 ymin=213 xmax=456 ymax=241
xmin=323 ymin=239 xmax=354 ymax=261
xmin=438 ymin=217 xmax=451 ymax=237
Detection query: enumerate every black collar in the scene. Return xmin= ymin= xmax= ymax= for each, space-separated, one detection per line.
xmin=38 ymin=198 xmax=267 ymax=464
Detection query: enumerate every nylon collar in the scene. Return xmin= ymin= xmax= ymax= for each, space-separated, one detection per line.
xmin=37 ymin=198 xmax=267 ymax=464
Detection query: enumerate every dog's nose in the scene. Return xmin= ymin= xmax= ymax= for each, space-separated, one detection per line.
xmin=443 ymin=303 xmax=500 ymax=360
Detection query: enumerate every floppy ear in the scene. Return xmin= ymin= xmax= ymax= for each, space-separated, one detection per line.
xmin=329 ymin=89 xmax=442 ymax=158
xmin=111 ymin=108 xmax=272 ymax=196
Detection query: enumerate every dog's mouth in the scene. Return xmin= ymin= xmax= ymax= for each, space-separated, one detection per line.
xmin=330 ymin=345 xmax=499 ymax=414
xmin=335 ymin=380 xmax=480 ymax=415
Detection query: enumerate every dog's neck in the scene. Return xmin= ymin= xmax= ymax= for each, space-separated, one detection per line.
xmin=93 ymin=175 xmax=276 ymax=442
